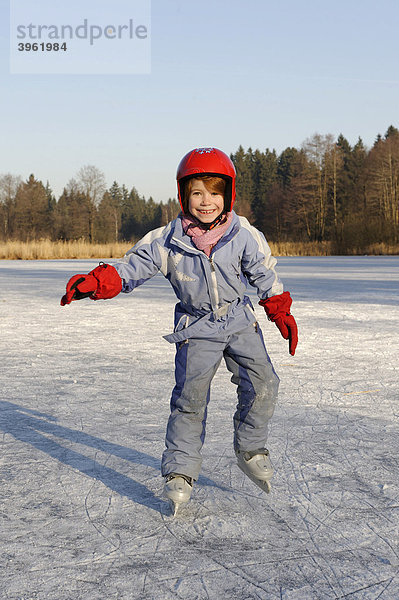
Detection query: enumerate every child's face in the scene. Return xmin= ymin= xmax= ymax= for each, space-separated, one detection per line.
xmin=188 ymin=179 xmax=224 ymax=224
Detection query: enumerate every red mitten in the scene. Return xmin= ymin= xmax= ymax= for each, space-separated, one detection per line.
xmin=259 ymin=291 xmax=298 ymax=356
xmin=61 ymin=263 xmax=122 ymax=306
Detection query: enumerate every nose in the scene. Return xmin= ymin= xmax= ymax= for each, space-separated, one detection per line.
xmin=200 ymin=190 xmax=213 ymax=204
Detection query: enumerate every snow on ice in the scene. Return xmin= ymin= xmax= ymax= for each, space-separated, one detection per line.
xmin=0 ymin=256 xmax=398 ymax=599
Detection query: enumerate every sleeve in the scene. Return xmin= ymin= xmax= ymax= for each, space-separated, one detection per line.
xmin=112 ymin=223 xmax=171 ymax=293
xmin=238 ymin=217 xmax=283 ymax=299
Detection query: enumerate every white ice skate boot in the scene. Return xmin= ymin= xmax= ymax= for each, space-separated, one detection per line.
xmin=164 ymin=473 xmax=193 ymax=516
xmin=236 ymin=449 xmax=273 ymax=493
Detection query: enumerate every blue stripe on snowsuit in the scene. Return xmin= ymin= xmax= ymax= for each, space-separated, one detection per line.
xmin=169 ymin=340 xmax=211 ymax=445
xmin=236 ymin=364 xmax=256 ymax=424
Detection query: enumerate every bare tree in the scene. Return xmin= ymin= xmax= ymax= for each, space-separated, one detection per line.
xmin=75 ymin=165 xmax=106 ymax=242
xmin=0 ymin=173 xmax=23 ymax=239
xmin=366 ymin=133 xmax=399 ymax=243
xmin=76 ymin=165 xmax=106 ymax=206
xmin=65 ymin=177 xmax=80 ymax=195
xmin=301 ymin=133 xmax=336 ymax=241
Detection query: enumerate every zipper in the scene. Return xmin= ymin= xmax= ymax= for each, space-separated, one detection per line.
xmin=208 ymin=256 xmax=220 ymax=309
xmin=172 ymin=235 xmax=220 ymax=308
xmin=171 ymin=235 xmax=224 ymax=311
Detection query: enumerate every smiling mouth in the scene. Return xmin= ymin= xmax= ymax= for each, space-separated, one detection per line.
xmin=197 ymin=209 xmax=216 ymax=214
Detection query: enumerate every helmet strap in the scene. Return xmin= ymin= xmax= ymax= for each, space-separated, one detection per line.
xmin=185 ymin=211 xmax=227 ymax=231
xmin=203 ymin=212 xmax=226 ymax=230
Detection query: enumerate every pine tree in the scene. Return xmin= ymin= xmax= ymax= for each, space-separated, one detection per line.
xmin=120 ymin=187 xmax=146 ymax=241
xmin=13 ymin=175 xmax=49 ymax=241
xmin=55 ymin=187 xmax=91 ymax=240
xmin=277 ymin=147 xmax=300 ymax=189
xmin=385 ymin=125 xmax=399 ymax=139
xmin=230 ymin=146 xmax=255 ymax=221
xmin=251 ymin=148 xmax=277 ymax=234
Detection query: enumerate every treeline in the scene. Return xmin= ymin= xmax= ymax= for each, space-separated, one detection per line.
xmin=232 ymin=126 xmax=399 ymax=252
xmin=1 ymin=127 xmax=398 ymax=253
xmin=0 ymin=165 xmax=180 ymax=244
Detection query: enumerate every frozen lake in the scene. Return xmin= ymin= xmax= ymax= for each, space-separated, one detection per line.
xmin=1 ymin=256 xmax=398 ymax=599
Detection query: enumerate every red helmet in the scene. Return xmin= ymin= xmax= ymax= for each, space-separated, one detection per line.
xmin=176 ymin=147 xmax=236 ymax=213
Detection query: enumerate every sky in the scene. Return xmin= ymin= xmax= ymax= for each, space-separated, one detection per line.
xmin=1 ymin=0 xmax=399 ymax=203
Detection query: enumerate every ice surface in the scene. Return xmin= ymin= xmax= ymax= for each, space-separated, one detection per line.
xmin=0 ymin=256 xmax=398 ymax=599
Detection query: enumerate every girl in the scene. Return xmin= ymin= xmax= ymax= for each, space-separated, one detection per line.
xmin=61 ymin=147 xmax=298 ymax=515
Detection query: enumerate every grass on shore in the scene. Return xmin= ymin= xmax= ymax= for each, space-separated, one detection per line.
xmin=0 ymin=239 xmax=398 ymax=260
xmin=0 ymin=240 xmax=133 ymax=260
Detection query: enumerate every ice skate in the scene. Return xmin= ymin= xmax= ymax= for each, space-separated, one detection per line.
xmin=164 ymin=473 xmax=193 ymax=516
xmin=236 ymin=449 xmax=273 ymax=493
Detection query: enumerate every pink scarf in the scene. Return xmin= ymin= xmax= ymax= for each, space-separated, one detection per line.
xmin=181 ymin=212 xmax=233 ymax=256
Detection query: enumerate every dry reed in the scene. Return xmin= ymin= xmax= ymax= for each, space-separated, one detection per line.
xmin=270 ymin=241 xmax=333 ymax=256
xmin=0 ymin=239 xmax=133 ymax=260
xmin=0 ymin=239 xmax=398 ymax=260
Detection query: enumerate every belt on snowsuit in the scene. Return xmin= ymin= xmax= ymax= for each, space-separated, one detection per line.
xmin=163 ymin=296 xmax=257 ymax=344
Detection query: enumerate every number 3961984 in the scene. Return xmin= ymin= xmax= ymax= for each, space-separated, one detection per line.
xmin=18 ymin=43 xmax=67 ymax=51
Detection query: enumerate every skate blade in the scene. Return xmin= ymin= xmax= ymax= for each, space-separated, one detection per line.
xmin=169 ymin=499 xmax=184 ymax=517
xmin=238 ymin=463 xmax=271 ymax=494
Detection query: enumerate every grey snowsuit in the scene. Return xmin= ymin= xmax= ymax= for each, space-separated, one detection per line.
xmin=113 ymin=211 xmax=282 ymax=480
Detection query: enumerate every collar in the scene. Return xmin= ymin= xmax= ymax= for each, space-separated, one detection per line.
xmin=171 ymin=211 xmax=240 ymax=253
